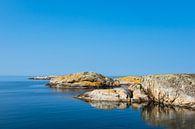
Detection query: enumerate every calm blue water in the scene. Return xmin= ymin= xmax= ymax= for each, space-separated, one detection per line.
xmin=0 ymin=76 xmax=194 ymax=129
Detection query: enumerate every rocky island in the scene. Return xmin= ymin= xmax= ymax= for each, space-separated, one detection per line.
xmin=48 ymin=72 xmax=116 ymax=88
xmin=33 ymin=72 xmax=195 ymax=110
xmin=77 ymin=74 xmax=195 ymax=109
xmin=29 ymin=76 xmax=56 ymax=80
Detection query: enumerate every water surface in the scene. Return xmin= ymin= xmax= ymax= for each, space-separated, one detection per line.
xmin=0 ymin=76 xmax=194 ymax=129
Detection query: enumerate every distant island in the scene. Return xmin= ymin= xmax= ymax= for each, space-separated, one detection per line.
xmin=30 ymin=72 xmax=195 ymax=110
xmin=29 ymin=76 xmax=56 ymax=80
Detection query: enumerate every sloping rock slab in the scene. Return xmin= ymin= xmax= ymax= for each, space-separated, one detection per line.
xmin=76 ymin=88 xmax=131 ymax=102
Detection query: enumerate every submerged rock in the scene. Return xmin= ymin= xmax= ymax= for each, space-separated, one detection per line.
xmin=48 ymin=72 xmax=115 ymax=88
xmin=142 ymin=74 xmax=195 ymax=109
xmin=76 ymin=88 xmax=131 ymax=102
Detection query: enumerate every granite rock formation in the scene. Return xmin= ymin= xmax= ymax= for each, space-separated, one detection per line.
xmin=76 ymin=88 xmax=131 ymax=102
xmin=142 ymin=74 xmax=195 ymax=109
xmin=48 ymin=72 xmax=115 ymax=88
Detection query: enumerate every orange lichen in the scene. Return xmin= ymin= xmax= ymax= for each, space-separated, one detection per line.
xmin=74 ymin=81 xmax=103 ymax=86
xmin=117 ymin=76 xmax=142 ymax=84
xmin=98 ymin=89 xmax=117 ymax=93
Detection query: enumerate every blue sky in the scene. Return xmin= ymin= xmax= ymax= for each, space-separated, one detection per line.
xmin=0 ymin=0 xmax=195 ymax=76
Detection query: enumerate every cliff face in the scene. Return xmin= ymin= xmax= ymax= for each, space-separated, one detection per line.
xmin=142 ymin=74 xmax=195 ymax=109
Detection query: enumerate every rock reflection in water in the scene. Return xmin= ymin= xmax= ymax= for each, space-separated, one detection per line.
xmin=87 ymin=101 xmax=131 ymax=110
xmin=142 ymin=104 xmax=195 ymax=129
xmin=84 ymin=101 xmax=149 ymax=110
xmin=51 ymin=88 xmax=88 ymax=96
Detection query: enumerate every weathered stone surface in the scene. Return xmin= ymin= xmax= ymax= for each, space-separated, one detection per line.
xmin=48 ymin=72 xmax=195 ymax=109
xmin=115 ymin=76 xmax=142 ymax=85
xmin=76 ymin=88 xmax=131 ymax=102
xmin=128 ymin=84 xmax=149 ymax=103
xmin=142 ymin=74 xmax=195 ymax=109
xmin=48 ymin=72 xmax=115 ymax=88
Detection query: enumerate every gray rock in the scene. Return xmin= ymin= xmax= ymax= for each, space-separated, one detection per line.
xmin=128 ymin=84 xmax=149 ymax=103
xmin=142 ymin=74 xmax=195 ymax=109
xmin=76 ymin=88 xmax=131 ymax=102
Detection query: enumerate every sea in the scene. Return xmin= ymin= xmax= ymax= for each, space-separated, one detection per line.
xmin=0 ymin=76 xmax=194 ymax=129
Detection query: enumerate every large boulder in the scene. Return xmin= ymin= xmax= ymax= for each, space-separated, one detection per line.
xmin=128 ymin=84 xmax=149 ymax=103
xmin=142 ymin=74 xmax=195 ymax=109
xmin=76 ymin=88 xmax=131 ymax=102
xmin=114 ymin=76 xmax=149 ymax=103
xmin=48 ymin=72 xmax=115 ymax=88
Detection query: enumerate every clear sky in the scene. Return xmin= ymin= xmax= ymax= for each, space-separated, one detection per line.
xmin=0 ymin=0 xmax=195 ymax=76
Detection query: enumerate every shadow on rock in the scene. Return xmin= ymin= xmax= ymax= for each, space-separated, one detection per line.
xmin=141 ymin=104 xmax=195 ymax=129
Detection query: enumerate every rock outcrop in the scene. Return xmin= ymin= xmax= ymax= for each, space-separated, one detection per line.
xmin=46 ymin=72 xmax=195 ymax=109
xmin=48 ymin=72 xmax=115 ymax=88
xmin=113 ymin=76 xmax=149 ymax=103
xmin=76 ymin=88 xmax=131 ymax=102
xmin=128 ymin=84 xmax=149 ymax=103
xmin=76 ymin=74 xmax=195 ymax=109
xmin=142 ymin=74 xmax=195 ymax=109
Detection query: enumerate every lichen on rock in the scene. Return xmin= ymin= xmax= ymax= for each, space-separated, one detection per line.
xmin=48 ymin=72 xmax=195 ymax=109
xmin=115 ymin=76 xmax=142 ymax=85
xmin=142 ymin=74 xmax=195 ymax=109
xmin=48 ymin=72 xmax=115 ymax=88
